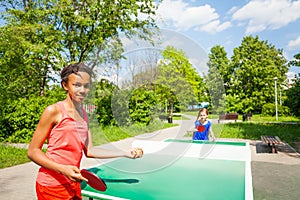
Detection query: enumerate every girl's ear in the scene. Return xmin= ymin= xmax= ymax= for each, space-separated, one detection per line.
xmin=61 ymin=81 xmax=68 ymax=91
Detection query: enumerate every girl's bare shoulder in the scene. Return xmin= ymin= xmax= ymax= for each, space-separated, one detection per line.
xmin=41 ymin=103 xmax=62 ymax=124
xmin=44 ymin=103 xmax=60 ymax=114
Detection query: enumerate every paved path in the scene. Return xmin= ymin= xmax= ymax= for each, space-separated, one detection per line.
xmin=1 ymin=115 xmax=300 ymax=200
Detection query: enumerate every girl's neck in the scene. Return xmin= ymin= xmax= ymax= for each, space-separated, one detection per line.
xmin=199 ymin=119 xmax=207 ymax=124
xmin=64 ymin=97 xmax=84 ymax=120
xmin=65 ymin=96 xmax=82 ymax=111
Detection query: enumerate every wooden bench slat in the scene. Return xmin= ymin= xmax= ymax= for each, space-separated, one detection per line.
xmin=261 ymin=135 xmax=282 ymax=153
xmin=261 ymin=136 xmax=281 ymax=144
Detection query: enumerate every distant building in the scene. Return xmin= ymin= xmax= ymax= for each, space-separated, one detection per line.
xmin=285 ymin=72 xmax=297 ymax=89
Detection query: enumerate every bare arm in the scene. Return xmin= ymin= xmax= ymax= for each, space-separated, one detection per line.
xmin=209 ymin=125 xmax=215 ymax=141
xmin=83 ymin=130 xmax=143 ymax=159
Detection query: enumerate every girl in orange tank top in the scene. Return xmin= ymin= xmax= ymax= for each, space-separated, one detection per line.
xmin=28 ymin=63 xmax=143 ymax=200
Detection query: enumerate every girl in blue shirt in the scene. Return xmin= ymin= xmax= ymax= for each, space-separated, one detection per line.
xmin=193 ymin=108 xmax=215 ymax=141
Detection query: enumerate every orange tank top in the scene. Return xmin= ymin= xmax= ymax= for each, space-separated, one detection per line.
xmin=36 ymin=101 xmax=89 ymax=186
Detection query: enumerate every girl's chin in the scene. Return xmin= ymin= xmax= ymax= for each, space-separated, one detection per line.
xmin=72 ymin=98 xmax=85 ymax=103
xmin=78 ymin=98 xmax=85 ymax=102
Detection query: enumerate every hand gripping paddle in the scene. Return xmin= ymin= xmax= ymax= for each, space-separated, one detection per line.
xmin=81 ymin=169 xmax=107 ymax=191
xmin=197 ymin=125 xmax=205 ymax=132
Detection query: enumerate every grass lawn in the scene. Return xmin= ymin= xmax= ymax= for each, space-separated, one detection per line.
xmin=89 ymin=119 xmax=177 ymax=146
xmin=0 ymin=144 xmax=31 ymax=168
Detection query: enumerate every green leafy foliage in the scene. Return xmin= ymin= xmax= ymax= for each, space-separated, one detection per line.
xmin=0 ymin=0 xmax=160 ymax=143
xmin=95 ymin=80 xmax=161 ymax=127
xmin=94 ymin=79 xmax=117 ymax=127
xmin=207 ymin=36 xmax=289 ymax=114
xmin=229 ymin=35 xmax=288 ymax=113
xmin=156 ymin=46 xmax=204 ymax=112
xmin=288 ymin=53 xmax=300 ymax=67
xmin=224 ymin=94 xmax=244 ymax=113
xmin=1 ymin=0 xmax=159 ymax=63
xmin=261 ymin=103 xmax=290 ymax=116
xmin=129 ymin=84 xmax=159 ymax=125
xmin=205 ymin=45 xmax=228 ymax=113
xmin=0 ymin=87 xmax=65 ymax=142
xmin=285 ymin=75 xmax=300 ymax=116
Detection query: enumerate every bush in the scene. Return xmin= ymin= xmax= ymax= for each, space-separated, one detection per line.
xmin=95 ymin=81 xmax=162 ymax=127
xmin=94 ymin=79 xmax=117 ymax=127
xmin=0 ymin=87 xmax=65 ymax=143
xmin=261 ymin=103 xmax=290 ymax=116
xmin=129 ymin=86 xmax=159 ymax=126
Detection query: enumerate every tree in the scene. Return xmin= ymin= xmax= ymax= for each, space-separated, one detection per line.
xmin=205 ymin=45 xmax=230 ymax=113
xmin=156 ymin=62 xmax=190 ymax=113
xmin=207 ymin=45 xmax=231 ymax=90
xmin=285 ymin=52 xmax=300 ymax=116
xmin=285 ymin=75 xmax=300 ymax=116
xmin=288 ymin=53 xmax=300 ymax=67
xmin=0 ymin=18 xmax=63 ymax=99
xmin=0 ymin=0 xmax=159 ymax=142
xmin=127 ymin=48 xmax=161 ymax=88
xmin=155 ymin=46 xmax=205 ymax=112
xmin=0 ymin=0 xmax=159 ymax=83
xmin=228 ymin=35 xmax=288 ymax=113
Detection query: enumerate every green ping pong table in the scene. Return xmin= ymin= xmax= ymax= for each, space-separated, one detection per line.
xmin=81 ymin=139 xmax=253 ymax=200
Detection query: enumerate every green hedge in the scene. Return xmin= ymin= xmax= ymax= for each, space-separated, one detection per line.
xmin=0 ymin=88 xmax=65 ymax=142
xmin=261 ymin=103 xmax=290 ymax=116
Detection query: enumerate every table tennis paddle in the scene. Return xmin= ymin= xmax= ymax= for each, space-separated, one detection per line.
xmin=80 ymin=169 xmax=107 ymax=191
xmin=197 ymin=125 xmax=205 ymax=132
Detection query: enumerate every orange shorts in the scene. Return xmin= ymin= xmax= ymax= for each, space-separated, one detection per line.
xmin=36 ymin=181 xmax=82 ymax=200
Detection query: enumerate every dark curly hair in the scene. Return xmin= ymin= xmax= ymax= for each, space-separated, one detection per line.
xmin=60 ymin=62 xmax=94 ymax=87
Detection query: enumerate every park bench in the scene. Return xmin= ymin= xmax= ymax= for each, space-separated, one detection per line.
xmin=218 ymin=113 xmax=239 ymax=123
xmin=158 ymin=115 xmax=168 ymax=120
xmin=261 ymin=135 xmax=283 ymax=153
xmin=158 ymin=115 xmax=173 ymax=123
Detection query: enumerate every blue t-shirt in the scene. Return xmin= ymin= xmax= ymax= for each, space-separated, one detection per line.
xmin=193 ymin=120 xmax=211 ymax=141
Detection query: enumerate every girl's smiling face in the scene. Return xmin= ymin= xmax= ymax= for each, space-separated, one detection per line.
xmin=198 ymin=111 xmax=208 ymax=123
xmin=62 ymin=72 xmax=91 ymax=103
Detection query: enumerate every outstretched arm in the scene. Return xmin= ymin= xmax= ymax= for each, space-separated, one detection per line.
xmin=209 ymin=126 xmax=215 ymax=141
xmin=83 ymin=130 xmax=143 ymax=159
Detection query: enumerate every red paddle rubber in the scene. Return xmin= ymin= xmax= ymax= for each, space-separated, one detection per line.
xmin=81 ymin=169 xmax=107 ymax=191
